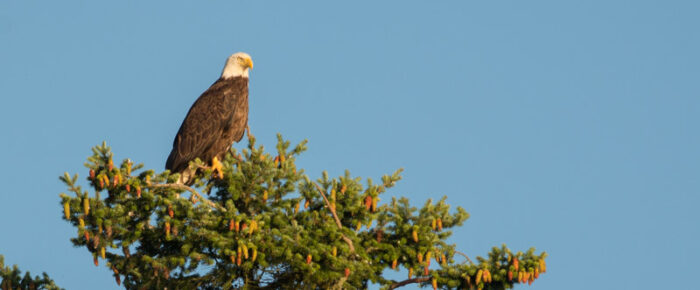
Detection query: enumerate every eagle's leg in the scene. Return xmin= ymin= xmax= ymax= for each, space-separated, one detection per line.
xmin=211 ymin=156 xmax=224 ymax=179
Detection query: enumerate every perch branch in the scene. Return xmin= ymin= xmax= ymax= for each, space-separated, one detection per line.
xmin=388 ymin=277 xmax=431 ymax=289
xmin=148 ymin=183 xmax=226 ymax=212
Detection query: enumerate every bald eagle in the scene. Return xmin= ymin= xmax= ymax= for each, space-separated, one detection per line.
xmin=166 ymin=52 xmax=253 ymax=184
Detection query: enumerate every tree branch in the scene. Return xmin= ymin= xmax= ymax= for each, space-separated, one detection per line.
xmin=388 ymin=277 xmax=431 ymax=289
xmin=148 ymin=183 xmax=226 ymax=212
xmin=455 ymin=250 xmax=474 ymax=264
xmin=312 ymin=182 xmax=355 ymax=253
xmin=330 ymin=276 xmax=348 ymax=290
xmin=312 ymin=182 xmax=342 ymax=228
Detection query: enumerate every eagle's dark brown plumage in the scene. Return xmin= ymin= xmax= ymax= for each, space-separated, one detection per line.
xmin=165 ymin=77 xmax=248 ymax=173
xmin=166 ymin=52 xmax=252 ymax=183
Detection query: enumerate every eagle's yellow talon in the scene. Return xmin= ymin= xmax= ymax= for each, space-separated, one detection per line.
xmin=212 ymin=157 xmax=224 ymax=179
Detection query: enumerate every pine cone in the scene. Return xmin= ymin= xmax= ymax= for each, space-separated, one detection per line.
xmin=63 ymin=202 xmax=71 ymax=219
xmin=83 ymin=198 xmax=90 ymax=216
xmin=364 ymin=195 xmax=372 ymax=210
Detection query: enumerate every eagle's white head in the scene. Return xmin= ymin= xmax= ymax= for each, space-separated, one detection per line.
xmin=221 ymin=52 xmax=254 ymax=79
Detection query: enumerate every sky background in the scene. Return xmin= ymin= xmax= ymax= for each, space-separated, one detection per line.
xmin=1 ymin=1 xmax=699 ymax=289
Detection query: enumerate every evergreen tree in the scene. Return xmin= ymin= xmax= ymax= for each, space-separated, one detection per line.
xmin=56 ymin=135 xmax=547 ymax=289
xmin=0 ymin=255 xmax=62 ymax=290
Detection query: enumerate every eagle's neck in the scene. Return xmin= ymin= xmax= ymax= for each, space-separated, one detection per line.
xmin=221 ymin=62 xmax=250 ymax=79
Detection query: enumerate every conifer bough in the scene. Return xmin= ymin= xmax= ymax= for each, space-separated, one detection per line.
xmin=57 ymin=135 xmax=547 ymax=289
xmin=0 ymin=255 xmax=62 ymax=290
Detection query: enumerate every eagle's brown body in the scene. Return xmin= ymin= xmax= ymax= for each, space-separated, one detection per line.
xmin=165 ymin=76 xmax=249 ymax=175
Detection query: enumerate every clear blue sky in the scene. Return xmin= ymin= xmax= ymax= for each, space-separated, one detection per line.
xmin=1 ymin=1 xmax=698 ymax=289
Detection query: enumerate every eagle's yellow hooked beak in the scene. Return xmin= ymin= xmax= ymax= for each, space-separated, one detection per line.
xmin=243 ymin=57 xmax=253 ymax=69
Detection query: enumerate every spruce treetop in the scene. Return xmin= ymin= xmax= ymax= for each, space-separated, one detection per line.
xmin=55 ymin=134 xmax=547 ymax=289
